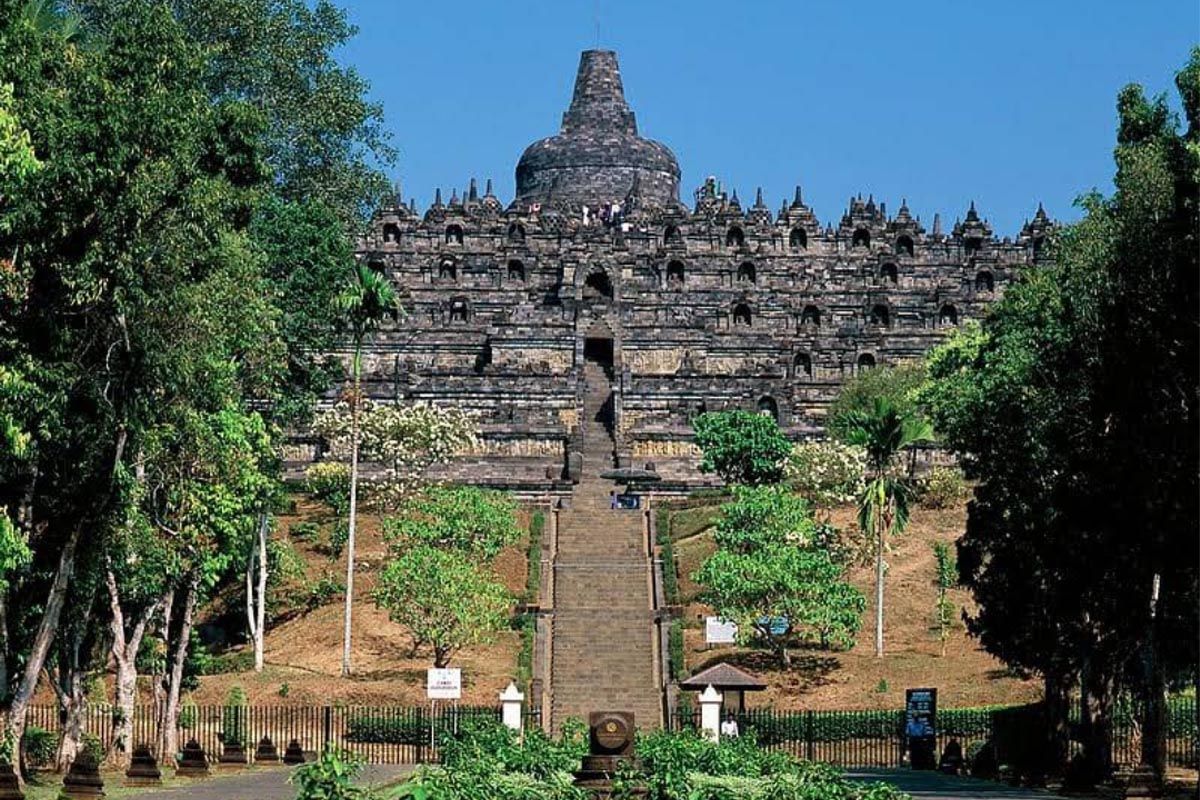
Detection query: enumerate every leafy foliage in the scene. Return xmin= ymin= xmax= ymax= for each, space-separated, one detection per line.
xmin=692 ymin=410 xmax=791 ymax=486
xmin=383 ymin=486 xmax=519 ymax=562
xmin=827 ymin=362 xmax=929 ymax=444
xmin=693 ymin=487 xmax=864 ymax=664
xmin=292 ymin=746 xmax=370 ymax=800
xmin=373 ymin=546 xmax=511 ymax=668
xmin=921 ymin=49 xmax=1200 ymax=780
xmin=917 ymin=466 xmax=966 ymax=510
xmin=394 ymin=717 xmax=588 ymax=800
xmin=313 ymin=401 xmax=478 ymax=508
xmin=785 ymin=439 xmax=867 ymax=507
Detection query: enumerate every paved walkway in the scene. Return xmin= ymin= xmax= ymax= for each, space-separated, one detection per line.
xmin=848 ymin=769 xmax=1056 ymax=799
xmin=120 ymin=764 xmax=414 ymax=800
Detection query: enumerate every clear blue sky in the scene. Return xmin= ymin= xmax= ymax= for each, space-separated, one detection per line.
xmin=341 ymin=1 xmax=1196 ymax=236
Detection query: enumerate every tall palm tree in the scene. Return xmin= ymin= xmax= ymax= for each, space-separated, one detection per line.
xmin=334 ymin=261 xmax=397 ymax=676
xmin=843 ymin=398 xmax=934 ymax=658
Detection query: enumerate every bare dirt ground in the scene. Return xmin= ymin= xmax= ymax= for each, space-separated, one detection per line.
xmin=671 ymin=500 xmax=1043 ymax=711
xmin=186 ymin=498 xmax=530 ymax=707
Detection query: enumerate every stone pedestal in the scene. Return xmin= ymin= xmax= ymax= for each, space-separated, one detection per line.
xmin=0 ymin=763 xmax=23 ymax=800
xmin=573 ymin=711 xmax=647 ymax=798
xmin=1123 ymin=766 xmax=1163 ymax=798
xmin=175 ymin=739 xmax=210 ymax=778
xmin=124 ymin=744 xmax=162 ymax=786
xmin=59 ymin=753 xmax=104 ymax=799
xmin=254 ymin=737 xmax=279 ymax=763
xmin=282 ymin=739 xmax=306 ymax=765
xmin=218 ymin=741 xmax=248 ymax=768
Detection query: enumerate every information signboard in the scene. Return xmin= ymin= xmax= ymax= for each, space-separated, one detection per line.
xmin=427 ymin=668 xmax=463 ymax=700
xmin=705 ymin=617 xmax=738 ymax=645
xmin=905 ymin=687 xmax=938 ymax=770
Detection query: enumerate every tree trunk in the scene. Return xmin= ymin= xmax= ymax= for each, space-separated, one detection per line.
xmin=152 ymin=588 xmax=174 ymax=761
xmin=1079 ymin=664 xmax=1115 ymax=785
xmin=0 ymin=591 xmax=8 ymax=705
xmin=1140 ymin=579 xmax=1166 ymax=780
xmin=5 ymin=523 xmax=82 ymax=774
xmin=342 ymin=362 xmax=362 ymax=677
xmin=874 ymin=518 xmax=885 ymax=658
xmin=51 ymin=663 xmax=87 ymax=774
xmin=105 ymin=569 xmax=163 ymax=770
xmin=1043 ymin=672 xmax=1071 ymax=776
xmin=159 ymin=577 xmax=196 ymax=763
xmin=252 ymin=513 xmax=268 ymax=672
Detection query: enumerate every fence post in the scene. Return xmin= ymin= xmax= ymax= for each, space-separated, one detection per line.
xmin=322 ymin=706 xmax=332 ymax=753
xmin=805 ymin=710 xmax=815 ymax=761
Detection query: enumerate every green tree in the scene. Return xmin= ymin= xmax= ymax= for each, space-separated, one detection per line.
xmin=692 ymin=487 xmax=864 ymax=667
xmin=922 ymin=50 xmax=1199 ymax=785
xmin=333 ymin=261 xmax=397 ymax=677
xmin=373 ymin=546 xmax=511 ymax=668
xmin=840 ymin=399 xmax=933 ymax=658
xmin=172 ymin=0 xmax=395 ymax=226
xmin=932 ymin=541 xmax=955 ymax=657
xmin=692 ymin=410 xmax=791 ymax=486
xmin=827 ymin=361 xmax=928 ymax=445
xmin=384 ymin=486 xmax=520 ymax=562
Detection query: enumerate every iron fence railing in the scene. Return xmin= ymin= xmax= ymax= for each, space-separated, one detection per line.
xmin=23 ymin=704 xmax=505 ymax=766
xmin=21 ymin=698 xmax=1195 ymax=770
xmin=669 ymin=698 xmax=1198 ymax=771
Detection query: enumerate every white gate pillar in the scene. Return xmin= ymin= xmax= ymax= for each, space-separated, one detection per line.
xmin=499 ymin=682 xmax=525 ymax=732
xmin=698 ymin=685 xmax=723 ymax=742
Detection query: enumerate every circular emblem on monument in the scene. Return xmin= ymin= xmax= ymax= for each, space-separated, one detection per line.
xmin=592 ymin=713 xmax=632 ymax=754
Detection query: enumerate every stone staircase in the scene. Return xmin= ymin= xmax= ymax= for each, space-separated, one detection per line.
xmin=545 ymin=358 xmax=663 ymax=731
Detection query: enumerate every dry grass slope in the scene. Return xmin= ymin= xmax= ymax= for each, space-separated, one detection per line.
xmin=671 ymin=500 xmax=1042 ymax=711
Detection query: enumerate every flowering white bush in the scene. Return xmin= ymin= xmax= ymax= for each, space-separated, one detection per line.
xmin=785 ymin=440 xmax=867 ymax=507
xmin=313 ymin=400 xmax=478 ymax=509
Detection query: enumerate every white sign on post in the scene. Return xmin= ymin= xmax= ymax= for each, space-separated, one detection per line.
xmin=705 ymin=617 xmax=738 ymax=645
xmin=426 ymin=668 xmax=462 ymax=700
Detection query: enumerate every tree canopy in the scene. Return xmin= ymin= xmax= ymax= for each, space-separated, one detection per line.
xmin=921 ymin=48 xmax=1199 ymax=781
xmin=692 ymin=410 xmax=791 ymax=486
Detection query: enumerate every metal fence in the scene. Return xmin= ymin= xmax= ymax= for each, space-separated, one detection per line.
xmin=25 ymin=704 xmax=517 ymax=766
xmin=669 ymin=699 xmax=1198 ymax=771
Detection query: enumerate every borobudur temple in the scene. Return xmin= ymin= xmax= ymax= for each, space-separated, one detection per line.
xmin=294 ymin=49 xmax=1054 ymax=494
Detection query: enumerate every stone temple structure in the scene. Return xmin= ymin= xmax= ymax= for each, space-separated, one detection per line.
xmin=317 ymin=49 xmax=1053 ymax=493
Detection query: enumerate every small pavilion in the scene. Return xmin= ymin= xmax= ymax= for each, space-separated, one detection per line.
xmin=679 ymin=663 xmax=767 ymax=715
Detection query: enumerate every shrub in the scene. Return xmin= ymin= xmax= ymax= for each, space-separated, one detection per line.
xmin=327 ymin=518 xmax=349 ymax=559
xmin=21 ymin=726 xmax=56 ymax=768
xmin=179 ymin=698 xmax=198 ymax=730
xmin=525 ymin=511 xmax=544 ymax=604
xmin=305 ymin=571 xmax=345 ymax=612
xmin=785 ymin=440 xmax=867 ymax=507
xmin=304 ymin=462 xmax=351 ymax=516
xmin=668 ymin=619 xmax=685 ymax=681
xmin=291 ymin=746 xmax=366 ymax=800
xmin=222 ymin=685 xmax=249 ymax=747
xmin=344 ymin=708 xmax=498 ymax=745
xmin=659 ymin=532 xmax=680 ymax=606
xmin=918 ymin=465 xmax=967 ymax=509
xmin=289 ymin=520 xmax=320 ymax=542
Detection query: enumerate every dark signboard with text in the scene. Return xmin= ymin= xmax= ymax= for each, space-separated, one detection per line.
xmin=905 ymin=687 xmax=937 ymax=770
